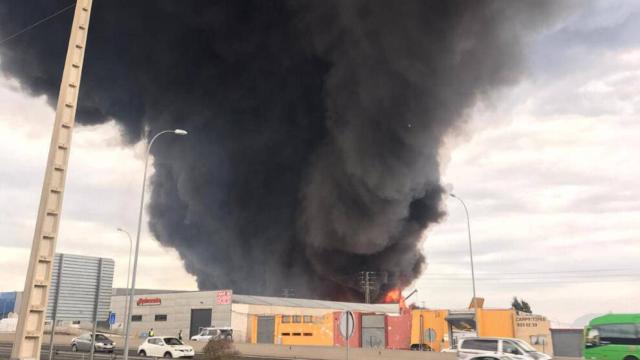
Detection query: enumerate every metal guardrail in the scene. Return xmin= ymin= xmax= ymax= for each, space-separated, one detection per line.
xmin=0 ymin=346 xmax=148 ymax=360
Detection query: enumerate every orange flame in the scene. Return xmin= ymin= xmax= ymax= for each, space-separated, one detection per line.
xmin=383 ymin=288 xmax=407 ymax=310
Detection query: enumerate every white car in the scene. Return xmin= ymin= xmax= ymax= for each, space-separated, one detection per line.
xmin=137 ymin=336 xmax=195 ymax=358
xmin=70 ymin=333 xmax=115 ymax=353
xmin=457 ymin=337 xmax=551 ymax=360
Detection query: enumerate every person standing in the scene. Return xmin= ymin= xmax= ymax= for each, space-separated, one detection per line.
xmin=148 ymin=328 xmax=155 ymax=337
xmin=178 ymin=329 xmax=183 ymax=341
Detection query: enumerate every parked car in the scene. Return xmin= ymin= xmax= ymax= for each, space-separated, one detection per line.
xmin=190 ymin=327 xmax=233 ymax=342
xmin=137 ymin=336 xmax=195 ymax=358
xmin=70 ymin=333 xmax=115 ymax=353
xmin=457 ymin=337 xmax=551 ymax=360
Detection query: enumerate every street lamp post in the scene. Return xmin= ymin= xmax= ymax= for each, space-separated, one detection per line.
xmin=449 ymin=193 xmax=477 ymax=301
xmin=122 ymin=129 xmax=188 ymax=360
xmin=117 ymin=228 xmax=133 ymax=334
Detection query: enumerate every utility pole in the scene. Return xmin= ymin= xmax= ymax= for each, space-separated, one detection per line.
xmin=359 ymin=271 xmax=377 ymax=304
xmin=11 ymin=1 xmax=93 ymax=359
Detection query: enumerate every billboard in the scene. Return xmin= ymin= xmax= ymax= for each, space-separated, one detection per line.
xmin=47 ymin=253 xmax=114 ymax=321
xmin=212 ymin=290 xmax=232 ymax=327
xmin=216 ymin=290 xmax=231 ymax=305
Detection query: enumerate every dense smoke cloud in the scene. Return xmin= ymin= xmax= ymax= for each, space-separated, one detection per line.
xmin=1 ymin=1 xmax=564 ymax=300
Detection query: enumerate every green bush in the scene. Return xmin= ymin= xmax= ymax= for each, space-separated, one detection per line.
xmin=202 ymin=339 xmax=239 ymax=360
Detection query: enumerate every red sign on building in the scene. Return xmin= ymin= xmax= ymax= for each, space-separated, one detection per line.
xmin=136 ymin=297 xmax=161 ymax=306
xmin=216 ymin=290 xmax=232 ymax=305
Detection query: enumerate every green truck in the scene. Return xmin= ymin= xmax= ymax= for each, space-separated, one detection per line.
xmin=585 ymin=314 xmax=640 ymax=360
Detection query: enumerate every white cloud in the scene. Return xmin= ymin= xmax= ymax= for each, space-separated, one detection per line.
xmin=0 ymin=76 xmax=197 ymax=293
xmin=412 ymin=32 xmax=640 ymax=323
xmin=3 ymin=2 xmax=640 ymax=327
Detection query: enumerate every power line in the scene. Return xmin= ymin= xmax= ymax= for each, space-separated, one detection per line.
xmin=421 ymin=278 xmax=640 ymax=286
xmin=421 ymin=274 xmax=639 ymax=281
xmin=0 ymin=2 xmax=76 ymax=46
xmin=425 ymin=268 xmax=637 ymax=276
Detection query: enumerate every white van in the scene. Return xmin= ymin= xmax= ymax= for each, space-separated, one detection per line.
xmin=457 ymin=337 xmax=551 ymax=360
xmin=190 ymin=327 xmax=233 ymax=342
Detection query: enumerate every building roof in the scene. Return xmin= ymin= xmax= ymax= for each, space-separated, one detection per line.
xmin=111 ymin=288 xmax=192 ymax=296
xmin=231 ymin=294 xmax=399 ymax=314
xmin=110 ymin=288 xmax=399 ymax=314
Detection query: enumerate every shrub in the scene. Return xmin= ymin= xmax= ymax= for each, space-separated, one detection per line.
xmin=202 ymin=339 xmax=239 ymax=360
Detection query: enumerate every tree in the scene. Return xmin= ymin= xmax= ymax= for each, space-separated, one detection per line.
xmin=512 ymin=296 xmax=532 ymax=313
xmin=202 ymin=339 xmax=238 ymax=360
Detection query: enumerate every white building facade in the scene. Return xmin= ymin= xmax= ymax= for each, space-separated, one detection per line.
xmin=110 ymin=289 xmax=397 ymax=343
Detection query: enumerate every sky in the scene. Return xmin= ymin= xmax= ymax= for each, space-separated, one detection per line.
xmin=1 ymin=1 xmax=639 ymax=326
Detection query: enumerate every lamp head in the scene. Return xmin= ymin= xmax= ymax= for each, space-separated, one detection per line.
xmin=174 ymin=129 xmax=188 ymax=135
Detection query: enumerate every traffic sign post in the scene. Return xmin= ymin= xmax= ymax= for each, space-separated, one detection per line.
xmin=108 ymin=312 xmax=116 ymax=328
xmin=339 ymin=311 xmax=355 ymax=360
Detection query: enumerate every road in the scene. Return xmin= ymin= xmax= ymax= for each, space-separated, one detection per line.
xmin=0 ymin=342 xmax=288 ymax=360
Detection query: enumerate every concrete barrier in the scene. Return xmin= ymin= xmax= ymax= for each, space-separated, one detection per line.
xmin=234 ymin=344 xmax=457 ymax=360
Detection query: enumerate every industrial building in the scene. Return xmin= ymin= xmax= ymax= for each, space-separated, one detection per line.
xmin=109 ymin=289 xmax=398 ymax=343
xmin=4 ymin=276 xmax=556 ymax=355
xmin=0 ymin=292 xmax=21 ymax=319
xmin=247 ymin=301 xmax=555 ymax=354
xmin=111 ymin=288 xmax=554 ymax=354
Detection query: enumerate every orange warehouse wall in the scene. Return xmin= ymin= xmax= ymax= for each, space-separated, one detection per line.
xmin=250 ymin=316 xmax=258 ymax=343
xmin=410 ymin=309 xmax=449 ymax=352
xmin=333 ymin=311 xmax=362 ymax=348
xmin=476 ymin=309 xmax=515 ymax=338
xmin=386 ymin=311 xmax=412 ymax=349
xmin=274 ymin=313 xmax=334 ymax=346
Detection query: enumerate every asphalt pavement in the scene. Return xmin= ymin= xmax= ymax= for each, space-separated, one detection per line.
xmin=0 ymin=343 xmax=287 ymax=360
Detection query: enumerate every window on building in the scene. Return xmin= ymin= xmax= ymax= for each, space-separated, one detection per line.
xmin=303 ymin=315 xmax=313 ymax=323
xmin=281 ymin=333 xmax=290 ymax=336
xmin=303 ymin=333 xmax=312 ymax=336
xmin=131 ymin=315 xmax=142 ymax=322
xmin=155 ymin=314 xmax=168 ymax=321
xmin=530 ymin=335 xmax=546 ymax=345
xmin=72 ymin=320 xmax=81 ymax=325
xmin=292 ymin=333 xmax=301 ymax=336
xmin=292 ymin=315 xmax=301 ymax=323
xmin=282 ymin=315 xmax=291 ymax=323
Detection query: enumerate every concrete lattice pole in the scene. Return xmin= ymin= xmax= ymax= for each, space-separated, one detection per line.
xmin=11 ymin=1 xmax=93 ymax=359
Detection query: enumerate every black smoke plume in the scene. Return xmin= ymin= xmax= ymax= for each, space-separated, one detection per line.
xmin=0 ymin=1 xmax=564 ymax=300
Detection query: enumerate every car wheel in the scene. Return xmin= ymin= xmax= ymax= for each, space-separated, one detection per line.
xmin=71 ymin=345 xmax=78 ymax=352
xmin=163 ymin=352 xmax=173 ymax=358
xmin=138 ymin=350 xmax=146 ymax=357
